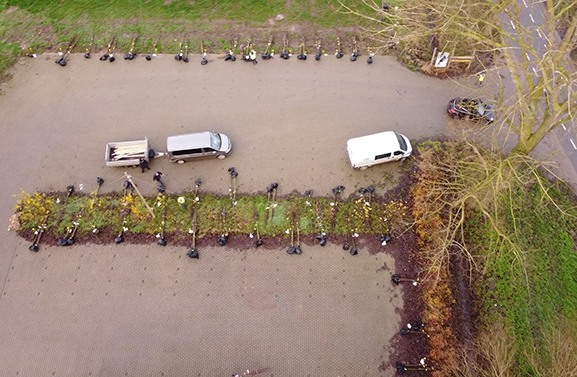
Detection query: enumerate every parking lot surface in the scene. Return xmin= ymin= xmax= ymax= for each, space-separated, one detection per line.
xmin=0 ymin=53 xmax=488 ymax=376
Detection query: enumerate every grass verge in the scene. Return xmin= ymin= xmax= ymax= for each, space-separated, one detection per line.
xmin=0 ymin=0 xmax=375 ymax=76
xmin=411 ymin=141 xmax=577 ymax=376
xmin=475 ymin=177 xmax=577 ymax=374
xmin=0 ymin=40 xmax=19 ymax=78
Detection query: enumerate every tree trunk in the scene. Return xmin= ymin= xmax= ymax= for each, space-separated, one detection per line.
xmin=511 ymin=143 xmax=530 ymax=156
xmin=511 ymin=119 xmax=557 ymax=156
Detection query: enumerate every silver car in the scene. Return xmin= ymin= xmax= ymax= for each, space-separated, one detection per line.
xmin=167 ymin=131 xmax=232 ymax=164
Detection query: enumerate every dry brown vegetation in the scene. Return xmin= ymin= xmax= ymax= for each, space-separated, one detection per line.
xmin=410 ymin=141 xmax=577 ymax=376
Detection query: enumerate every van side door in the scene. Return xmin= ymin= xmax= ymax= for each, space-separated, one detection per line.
xmin=393 ymin=150 xmax=405 ymax=161
xmin=202 ymin=147 xmax=217 ymax=157
xmin=375 ymin=152 xmax=392 ymax=161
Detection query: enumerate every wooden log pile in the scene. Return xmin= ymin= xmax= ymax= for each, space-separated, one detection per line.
xmin=110 ymin=145 xmax=146 ymax=161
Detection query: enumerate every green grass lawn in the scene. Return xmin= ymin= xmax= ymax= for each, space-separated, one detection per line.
xmin=475 ymin=177 xmax=577 ymax=373
xmin=0 ymin=40 xmax=19 ymax=74
xmin=3 ymin=0 xmax=355 ymax=25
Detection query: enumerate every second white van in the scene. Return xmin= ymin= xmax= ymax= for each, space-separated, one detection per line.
xmin=346 ymin=131 xmax=412 ymax=170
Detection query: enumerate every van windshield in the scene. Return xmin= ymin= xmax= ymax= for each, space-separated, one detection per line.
xmin=396 ymin=133 xmax=407 ymax=151
xmin=210 ymin=132 xmax=222 ymax=150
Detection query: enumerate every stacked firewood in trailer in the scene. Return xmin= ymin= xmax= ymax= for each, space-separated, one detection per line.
xmin=105 ymin=138 xmax=151 ymax=167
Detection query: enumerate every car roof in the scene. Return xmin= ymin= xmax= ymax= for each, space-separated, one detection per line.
xmin=167 ymin=132 xmax=213 ymax=151
xmin=462 ymin=98 xmax=482 ymax=103
xmin=347 ymin=131 xmax=403 ymax=157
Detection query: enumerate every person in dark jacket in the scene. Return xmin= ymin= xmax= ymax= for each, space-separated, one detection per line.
xmin=153 ymin=171 xmax=164 ymax=186
xmin=139 ymin=158 xmax=150 ymax=173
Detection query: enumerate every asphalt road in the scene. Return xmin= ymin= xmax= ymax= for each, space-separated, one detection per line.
xmin=500 ymin=0 xmax=577 ymax=176
xmin=0 ymin=52 xmax=572 ymax=376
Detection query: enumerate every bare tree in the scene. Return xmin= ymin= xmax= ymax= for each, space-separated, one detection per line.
xmin=339 ymin=0 xmax=577 ymax=155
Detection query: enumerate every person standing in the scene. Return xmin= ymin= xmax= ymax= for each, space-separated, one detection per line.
xmin=139 ymin=158 xmax=150 ymax=173
xmin=477 ymin=72 xmax=485 ymax=86
xmin=153 ymin=171 xmax=164 ymax=186
xmin=123 ymin=180 xmax=135 ymax=194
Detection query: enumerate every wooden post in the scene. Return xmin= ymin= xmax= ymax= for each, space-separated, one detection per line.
xmin=467 ymin=49 xmax=476 ymax=70
xmin=124 ymin=172 xmax=155 ymax=218
xmin=448 ymin=46 xmax=456 ymax=68
xmin=430 ymin=47 xmax=437 ymax=66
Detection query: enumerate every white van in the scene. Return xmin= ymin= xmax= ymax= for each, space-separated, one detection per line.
xmin=346 ymin=131 xmax=412 ymax=170
xmin=167 ymin=131 xmax=232 ymax=164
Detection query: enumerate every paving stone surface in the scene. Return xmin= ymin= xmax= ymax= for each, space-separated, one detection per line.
xmin=0 ymin=242 xmax=401 ymax=376
xmin=0 ymin=53 xmax=572 ymax=376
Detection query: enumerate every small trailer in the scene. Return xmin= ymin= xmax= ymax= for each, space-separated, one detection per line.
xmin=105 ymin=137 xmax=151 ymax=167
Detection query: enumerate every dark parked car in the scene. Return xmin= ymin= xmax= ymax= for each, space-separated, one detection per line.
xmin=447 ymin=98 xmax=495 ymax=123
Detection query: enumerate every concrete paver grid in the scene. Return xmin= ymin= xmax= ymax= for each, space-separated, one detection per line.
xmin=0 ymin=54 xmax=463 ymax=376
xmin=0 ymin=244 xmax=400 ymax=376
xmin=0 ymin=54 xmax=456 ymax=201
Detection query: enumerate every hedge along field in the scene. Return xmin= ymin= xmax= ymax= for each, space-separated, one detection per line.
xmin=14 ymin=185 xmax=408 ymax=246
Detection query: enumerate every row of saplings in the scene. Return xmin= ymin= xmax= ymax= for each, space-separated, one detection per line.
xmin=50 ymin=34 xmax=374 ymax=66
xmin=22 ymin=175 xmax=395 ymax=259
